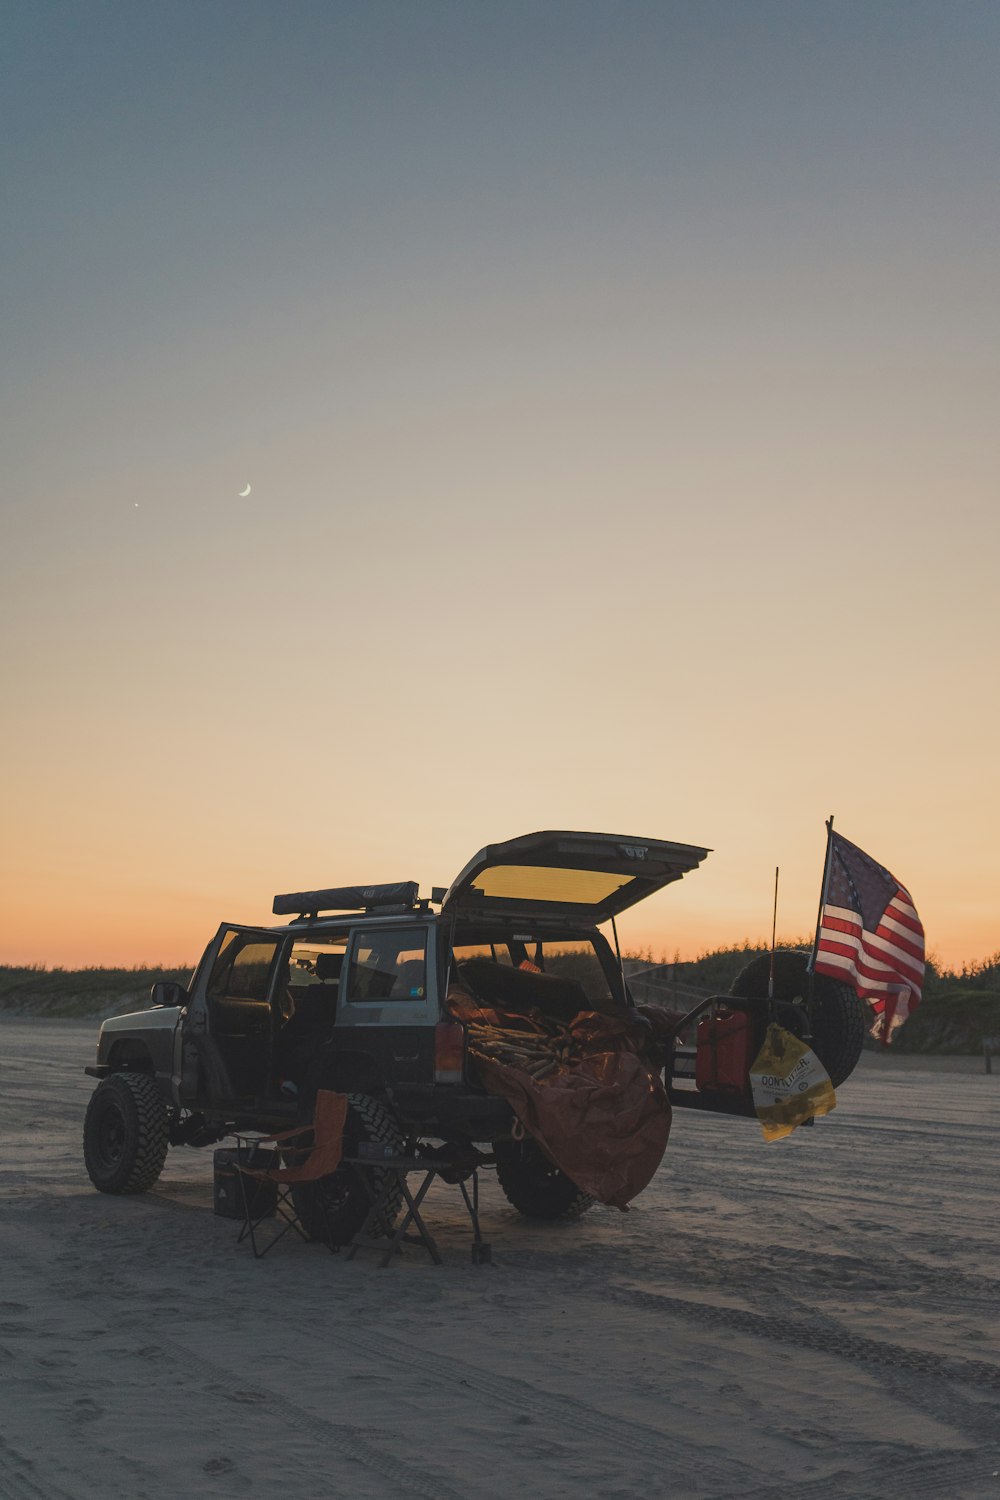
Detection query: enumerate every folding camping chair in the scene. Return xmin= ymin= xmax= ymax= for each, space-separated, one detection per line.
xmin=233 ymin=1089 xmax=348 ymax=1258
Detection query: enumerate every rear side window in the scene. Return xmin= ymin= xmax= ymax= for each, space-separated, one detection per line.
xmin=347 ymin=929 xmax=427 ymax=1002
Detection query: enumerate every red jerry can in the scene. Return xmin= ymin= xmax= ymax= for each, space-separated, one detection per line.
xmin=695 ymin=1009 xmax=755 ymax=1096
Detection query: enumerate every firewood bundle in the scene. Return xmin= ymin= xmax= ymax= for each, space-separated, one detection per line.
xmin=464 ymin=1020 xmax=577 ymax=1081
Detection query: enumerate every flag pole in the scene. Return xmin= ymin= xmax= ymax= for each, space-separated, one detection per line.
xmin=806 ymin=816 xmax=835 ymax=1007
xmin=768 ymin=866 xmax=779 ymax=1002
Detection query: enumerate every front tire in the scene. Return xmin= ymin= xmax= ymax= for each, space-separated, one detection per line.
xmin=494 ymin=1138 xmax=595 ymax=1220
xmin=83 ymin=1073 xmax=170 ymax=1194
xmin=729 ymin=950 xmax=867 ymax=1087
xmin=291 ymin=1093 xmax=406 ymax=1248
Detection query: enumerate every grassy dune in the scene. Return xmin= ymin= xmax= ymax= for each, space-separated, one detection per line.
xmin=2 ymin=946 xmax=997 ymax=1053
xmin=661 ymin=944 xmax=1000 ymax=1055
xmin=0 ymin=965 xmax=192 ymax=1020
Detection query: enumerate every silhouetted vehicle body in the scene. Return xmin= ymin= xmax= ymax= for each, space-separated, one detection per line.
xmin=82 ymin=829 xmax=864 ymax=1220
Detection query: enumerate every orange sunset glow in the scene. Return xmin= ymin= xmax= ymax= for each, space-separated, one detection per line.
xmin=2 ymin=5 xmax=998 ymax=973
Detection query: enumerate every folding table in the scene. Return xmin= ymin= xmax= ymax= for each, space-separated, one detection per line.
xmin=343 ymin=1155 xmax=491 ymax=1267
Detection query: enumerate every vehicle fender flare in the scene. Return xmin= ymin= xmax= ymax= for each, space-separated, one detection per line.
xmin=106 ymin=1039 xmax=156 ymax=1076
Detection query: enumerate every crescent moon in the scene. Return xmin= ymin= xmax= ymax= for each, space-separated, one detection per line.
xmin=238 ymin=483 xmax=251 ymax=497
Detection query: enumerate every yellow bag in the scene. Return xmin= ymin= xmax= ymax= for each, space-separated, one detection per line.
xmin=749 ymin=1023 xmax=836 ymax=1142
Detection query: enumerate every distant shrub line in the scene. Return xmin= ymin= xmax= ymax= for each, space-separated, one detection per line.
xmin=1 ymin=944 xmax=997 ymax=1051
xmin=0 ymin=965 xmax=192 ymax=1020
xmin=622 ymin=943 xmax=1000 ymax=1054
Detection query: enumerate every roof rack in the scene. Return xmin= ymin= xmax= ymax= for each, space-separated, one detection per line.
xmin=272 ymin=882 xmax=420 ymax=919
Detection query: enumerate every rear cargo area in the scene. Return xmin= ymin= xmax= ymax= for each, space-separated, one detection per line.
xmin=456 ymin=955 xmax=618 ymax=1025
xmin=447 ymin=955 xmax=675 ymax=1208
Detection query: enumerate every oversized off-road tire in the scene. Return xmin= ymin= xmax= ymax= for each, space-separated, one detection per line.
xmin=494 ymin=1137 xmax=595 ymax=1220
xmin=291 ymin=1093 xmax=405 ymax=1248
xmin=83 ymin=1072 xmax=170 ymax=1194
xmin=729 ymin=950 xmax=866 ymax=1087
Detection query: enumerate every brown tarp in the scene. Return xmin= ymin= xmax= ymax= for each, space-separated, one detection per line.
xmin=448 ymin=986 xmax=680 ymax=1210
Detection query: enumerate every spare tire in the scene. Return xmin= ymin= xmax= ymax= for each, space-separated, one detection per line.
xmin=729 ymin=950 xmax=867 ymax=1087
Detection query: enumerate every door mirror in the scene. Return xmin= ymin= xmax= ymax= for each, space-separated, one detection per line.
xmin=151 ymin=980 xmax=188 ymax=1008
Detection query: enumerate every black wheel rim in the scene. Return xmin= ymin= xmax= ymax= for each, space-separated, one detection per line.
xmin=97 ymin=1104 xmax=126 ymax=1166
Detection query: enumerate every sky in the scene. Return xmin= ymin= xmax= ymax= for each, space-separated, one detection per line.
xmin=2 ymin=0 xmax=998 ymax=970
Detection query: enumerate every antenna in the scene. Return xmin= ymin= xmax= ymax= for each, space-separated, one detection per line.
xmin=768 ymin=865 xmax=779 ymax=1002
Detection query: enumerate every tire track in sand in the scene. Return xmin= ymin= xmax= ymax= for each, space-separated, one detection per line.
xmin=245 ymin=1307 xmax=758 ymax=1492
xmin=0 ymin=1436 xmax=95 ymax=1500
xmin=742 ymin=1444 xmax=995 ymax=1500
xmin=150 ymin=1333 xmax=462 ymax=1500
xmin=601 ymin=1283 xmax=1000 ymax=1389
xmin=0 ymin=1233 xmax=455 ymax=1500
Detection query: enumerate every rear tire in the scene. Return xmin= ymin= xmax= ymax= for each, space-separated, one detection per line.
xmin=83 ymin=1073 xmax=170 ymax=1194
xmin=291 ymin=1093 xmax=405 ymax=1248
xmin=729 ymin=950 xmax=866 ymax=1087
xmin=494 ymin=1138 xmax=595 ymax=1220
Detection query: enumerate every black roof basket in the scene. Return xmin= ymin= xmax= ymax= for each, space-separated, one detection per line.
xmin=272 ymin=881 xmax=419 ymax=919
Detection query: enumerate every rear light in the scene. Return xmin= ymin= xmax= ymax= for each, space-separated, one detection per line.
xmin=434 ymin=1021 xmax=465 ymax=1083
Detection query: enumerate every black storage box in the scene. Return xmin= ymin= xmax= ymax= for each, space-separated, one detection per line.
xmin=214 ymin=1146 xmax=278 ymax=1220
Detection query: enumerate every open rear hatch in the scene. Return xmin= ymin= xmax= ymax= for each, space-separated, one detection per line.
xmin=441 ymin=829 xmax=710 ymax=923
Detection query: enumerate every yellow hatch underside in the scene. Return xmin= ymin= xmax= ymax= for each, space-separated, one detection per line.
xmin=471 ymin=865 xmax=633 ymax=904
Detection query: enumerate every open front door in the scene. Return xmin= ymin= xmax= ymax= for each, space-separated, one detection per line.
xmin=187 ymin=925 xmax=284 ymax=1101
xmin=441 ymin=830 xmax=710 ymax=923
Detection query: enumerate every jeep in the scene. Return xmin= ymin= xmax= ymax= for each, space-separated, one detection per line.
xmin=82 ymin=829 xmax=864 ymax=1242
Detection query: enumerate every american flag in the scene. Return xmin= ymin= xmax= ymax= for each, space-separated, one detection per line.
xmin=812 ymin=831 xmax=925 ymax=1043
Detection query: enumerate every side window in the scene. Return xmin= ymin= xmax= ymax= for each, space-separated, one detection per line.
xmin=281 ymin=937 xmax=349 ymax=1019
xmin=207 ymin=931 xmax=279 ymax=1003
xmin=453 ymin=942 xmax=515 ymax=968
xmin=229 ymin=943 xmax=280 ymax=999
xmin=288 ymin=938 xmax=349 ymax=991
xmin=207 ymin=929 xmax=241 ymax=995
xmin=347 ymin=930 xmax=427 ymax=1002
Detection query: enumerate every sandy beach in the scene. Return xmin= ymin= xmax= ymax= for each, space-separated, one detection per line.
xmin=1 ymin=1016 xmax=997 ymax=1499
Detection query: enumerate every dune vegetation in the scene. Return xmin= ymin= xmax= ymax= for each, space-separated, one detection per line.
xmin=1 ymin=947 xmax=997 ymax=1053
xmin=0 ymin=964 xmax=192 ymax=1020
xmin=630 ymin=944 xmax=1000 ymax=1055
